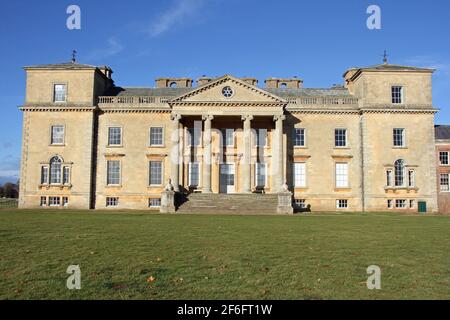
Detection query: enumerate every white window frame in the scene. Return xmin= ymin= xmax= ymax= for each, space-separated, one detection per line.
xmin=255 ymin=163 xmax=267 ymax=188
xmin=256 ymin=129 xmax=268 ymax=148
xmin=49 ymin=156 xmax=63 ymax=185
xmin=53 ymin=84 xmax=67 ymax=103
xmin=293 ymin=162 xmax=307 ymax=188
xmin=41 ymin=166 xmax=49 ymax=185
xmin=395 ymin=199 xmax=407 ymax=209
xmin=106 ymin=160 xmax=121 ymax=186
xmin=439 ymin=152 xmax=449 ymax=166
xmin=440 ymin=173 xmax=449 ymax=192
xmin=335 ymin=162 xmax=349 ymax=188
xmin=188 ymin=162 xmax=200 ymax=187
xmin=334 ymin=128 xmax=347 ymax=148
xmin=294 ymin=199 xmax=307 ymax=209
xmin=106 ymin=197 xmax=119 ymax=207
xmin=49 ymin=196 xmax=61 ymax=207
xmin=149 ymin=161 xmax=163 ymax=186
xmin=149 ymin=198 xmax=161 ymax=208
xmin=408 ymin=170 xmax=415 ymax=188
xmin=409 ymin=199 xmax=416 ymax=209
xmin=150 ymin=127 xmax=164 ymax=147
xmin=63 ymin=166 xmax=70 ymax=185
xmin=387 ymin=199 xmax=393 ymax=209
xmin=386 ymin=169 xmax=393 ymax=187
xmin=224 ymin=129 xmax=235 ymax=147
xmin=187 ymin=127 xmax=201 ymax=147
xmin=393 ymin=128 xmax=406 ymax=147
xmin=392 ymin=86 xmax=404 ymax=104
xmin=336 ymin=199 xmax=348 ymax=209
xmin=62 ymin=197 xmax=69 ymax=207
xmin=40 ymin=196 xmax=47 ymax=207
xmin=50 ymin=125 xmax=65 ymax=145
xmin=108 ymin=127 xmax=122 ymax=146
xmin=293 ymin=128 xmax=306 ymax=147
xmin=394 ymin=159 xmax=405 ymax=187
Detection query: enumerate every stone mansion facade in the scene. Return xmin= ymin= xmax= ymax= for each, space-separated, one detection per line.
xmin=18 ymin=59 xmax=439 ymax=213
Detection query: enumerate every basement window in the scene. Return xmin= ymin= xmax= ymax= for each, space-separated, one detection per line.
xmin=106 ymin=197 xmax=119 ymax=207
xmin=149 ymin=198 xmax=161 ymax=208
xmin=336 ymin=199 xmax=348 ymax=209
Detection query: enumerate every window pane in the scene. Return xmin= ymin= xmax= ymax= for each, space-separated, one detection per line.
xmin=256 ymin=129 xmax=267 ymax=147
xmin=51 ymin=126 xmax=64 ymax=144
xmin=188 ymin=128 xmax=201 ymax=146
xmin=395 ymin=160 xmax=405 ymax=187
xmin=393 ymin=129 xmax=405 ymax=147
xmin=63 ymin=167 xmax=70 ymax=184
xmin=408 ymin=170 xmax=415 ymax=187
xmin=150 ymin=127 xmax=163 ymax=146
xmin=255 ymin=163 xmax=266 ymax=187
xmin=386 ymin=170 xmax=393 ymax=186
xmin=294 ymin=128 xmax=305 ymax=147
xmin=107 ymin=160 xmax=120 ymax=185
xmin=392 ymin=86 xmax=403 ymax=104
xmin=335 ymin=129 xmax=347 ymax=147
xmin=440 ymin=152 xmax=449 ymax=165
xmin=294 ymin=163 xmax=306 ymax=187
xmin=440 ymin=174 xmax=449 ymax=191
xmin=108 ymin=127 xmax=122 ymax=146
xmin=336 ymin=199 xmax=348 ymax=209
xmin=189 ymin=162 xmax=199 ymax=187
xmin=149 ymin=161 xmax=163 ymax=185
xmin=224 ymin=129 xmax=234 ymax=147
xmin=54 ymin=84 xmax=66 ymax=102
xmin=41 ymin=166 xmax=48 ymax=184
xmin=50 ymin=157 xmax=62 ymax=184
xmin=336 ymin=163 xmax=349 ymax=188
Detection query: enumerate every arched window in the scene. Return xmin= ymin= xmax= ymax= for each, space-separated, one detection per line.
xmin=169 ymin=82 xmax=177 ymax=88
xmin=50 ymin=156 xmax=62 ymax=184
xmin=280 ymin=83 xmax=287 ymax=89
xmin=394 ymin=159 xmax=405 ymax=187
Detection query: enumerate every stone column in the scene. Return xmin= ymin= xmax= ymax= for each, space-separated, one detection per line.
xmin=272 ymin=115 xmax=285 ymax=193
xmin=202 ymin=115 xmax=214 ymax=193
xmin=242 ymin=115 xmax=254 ymax=193
xmin=170 ymin=113 xmax=182 ymax=192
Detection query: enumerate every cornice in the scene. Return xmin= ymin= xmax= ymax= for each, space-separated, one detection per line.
xmin=171 ymin=101 xmax=286 ymax=107
xmin=19 ymin=104 xmax=96 ymax=112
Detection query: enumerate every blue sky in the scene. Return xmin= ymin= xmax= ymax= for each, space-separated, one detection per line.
xmin=1 ymin=0 xmax=449 ymax=183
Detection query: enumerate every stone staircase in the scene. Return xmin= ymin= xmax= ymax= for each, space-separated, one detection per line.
xmin=176 ymin=193 xmax=279 ymax=215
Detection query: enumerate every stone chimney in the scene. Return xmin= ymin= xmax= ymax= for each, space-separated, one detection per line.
xmin=155 ymin=78 xmax=193 ymax=88
xmin=265 ymin=77 xmax=303 ymax=89
xmin=197 ymin=76 xmax=213 ymax=86
xmin=241 ymin=78 xmax=259 ymax=86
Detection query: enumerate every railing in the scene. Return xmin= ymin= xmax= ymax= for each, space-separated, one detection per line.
xmin=0 ymin=198 xmax=18 ymax=209
xmin=98 ymin=96 xmax=172 ymax=105
xmin=98 ymin=96 xmax=359 ymax=106
xmin=286 ymin=97 xmax=359 ymax=105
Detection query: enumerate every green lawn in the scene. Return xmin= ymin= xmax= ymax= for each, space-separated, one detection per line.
xmin=0 ymin=210 xmax=450 ymax=300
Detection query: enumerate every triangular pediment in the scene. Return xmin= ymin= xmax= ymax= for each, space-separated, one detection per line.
xmin=170 ymin=75 xmax=286 ymax=105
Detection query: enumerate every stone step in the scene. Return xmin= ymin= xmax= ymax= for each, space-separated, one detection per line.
xmin=176 ymin=193 xmax=279 ymax=214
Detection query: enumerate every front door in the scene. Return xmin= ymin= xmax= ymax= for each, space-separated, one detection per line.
xmin=220 ymin=164 xmax=235 ymax=194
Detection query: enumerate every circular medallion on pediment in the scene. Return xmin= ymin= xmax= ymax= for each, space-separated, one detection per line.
xmin=222 ymin=86 xmax=234 ymax=98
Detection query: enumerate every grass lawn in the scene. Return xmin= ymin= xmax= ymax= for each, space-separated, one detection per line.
xmin=0 ymin=210 xmax=450 ymax=300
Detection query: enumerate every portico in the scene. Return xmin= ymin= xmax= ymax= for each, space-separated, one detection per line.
xmin=168 ymin=75 xmax=288 ymax=194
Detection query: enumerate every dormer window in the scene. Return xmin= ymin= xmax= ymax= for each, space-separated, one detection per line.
xmin=392 ymin=86 xmax=403 ymax=104
xmin=54 ymin=84 xmax=67 ymax=102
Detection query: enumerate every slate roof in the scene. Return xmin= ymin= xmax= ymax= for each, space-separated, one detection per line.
xmin=344 ymin=63 xmax=435 ymax=78
xmin=435 ymin=125 xmax=450 ymax=140
xmin=24 ymin=62 xmax=99 ymax=70
xmin=105 ymin=86 xmax=353 ymax=98
xmin=105 ymin=87 xmax=193 ymax=97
